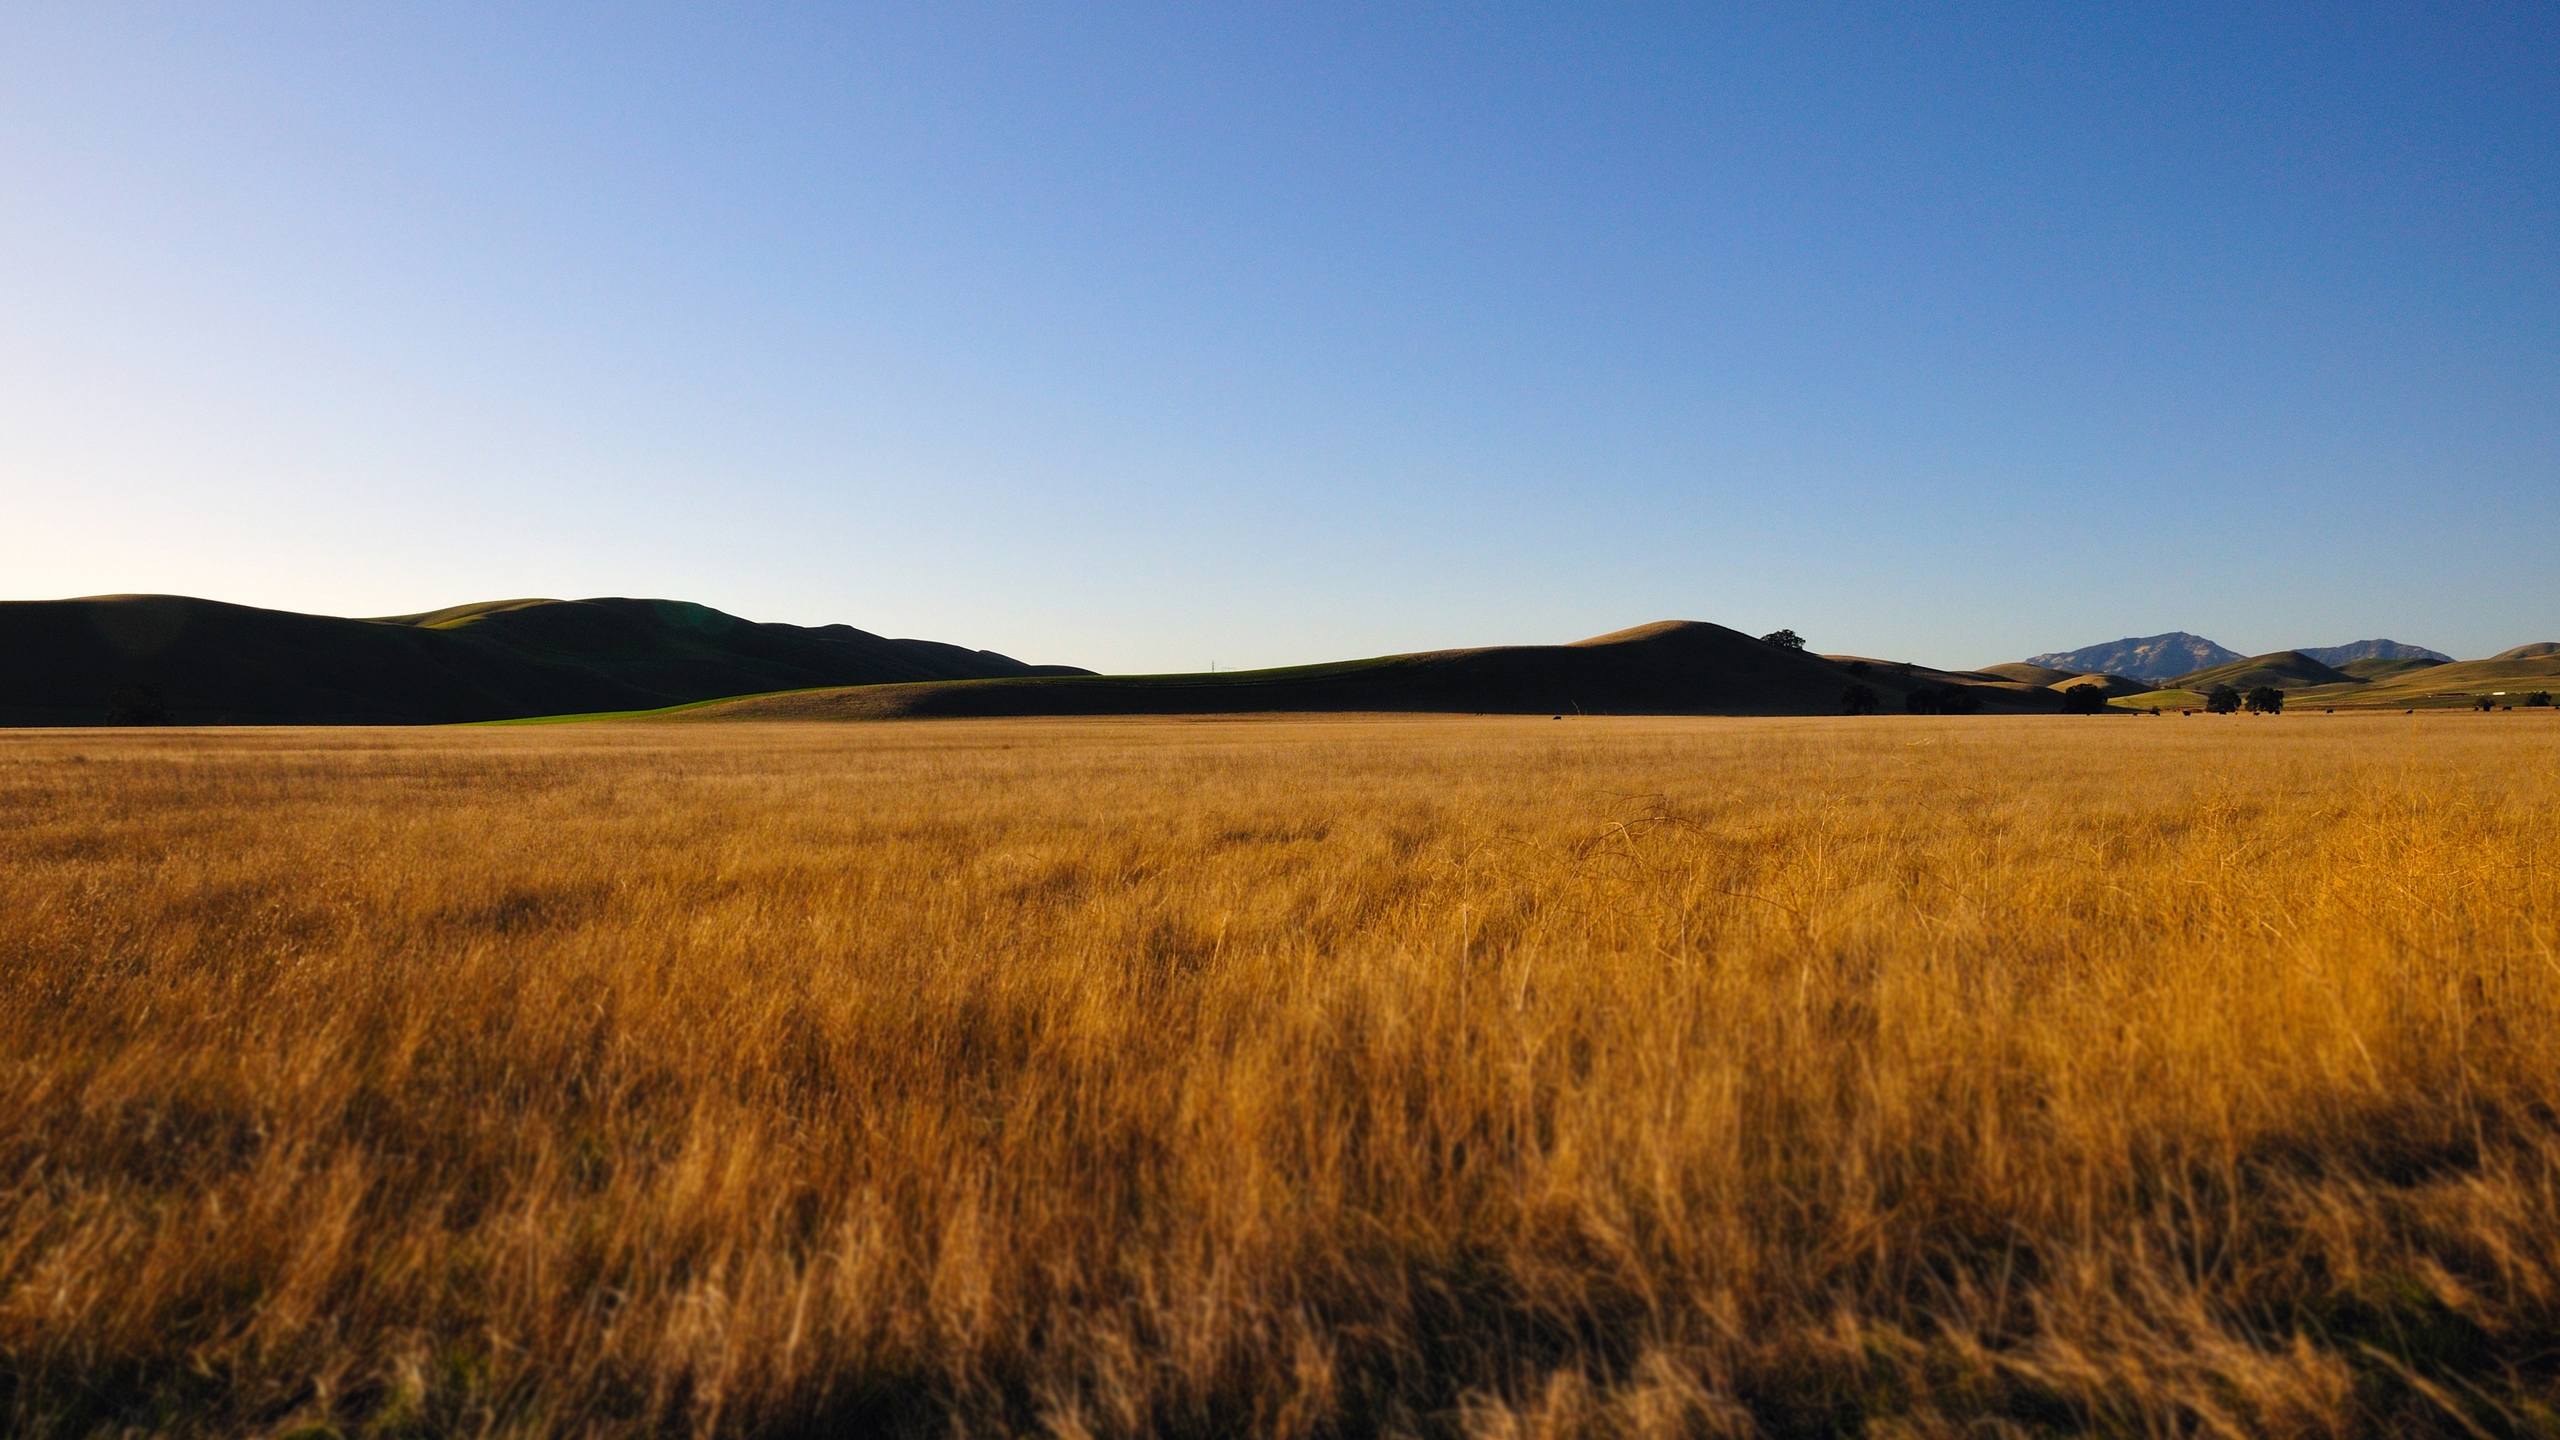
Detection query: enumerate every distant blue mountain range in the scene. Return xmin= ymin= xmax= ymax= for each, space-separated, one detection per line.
xmin=2025 ymin=634 xmax=2450 ymax=684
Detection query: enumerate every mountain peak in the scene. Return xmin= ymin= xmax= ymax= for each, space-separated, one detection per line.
xmin=2023 ymin=633 xmax=2241 ymax=684
xmin=2295 ymin=639 xmax=2453 ymax=666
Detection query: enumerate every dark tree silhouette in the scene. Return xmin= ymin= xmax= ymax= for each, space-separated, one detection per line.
xmin=1841 ymin=683 xmax=1881 ymax=715
xmin=2245 ymin=686 xmax=2284 ymax=714
xmin=1907 ymin=684 xmax=1981 ymax=715
xmin=1761 ymin=629 xmax=1807 ymax=651
xmin=2527 ymin=691 xmax=2553 ymax=708
xmin=2476 ymin=695 xmax=2498 ymax=711
xmin=2061 ymin=683 xmax=2110 ymax=714
xmin=106 ymin=684 xmax=172 ymax=726
xmin=2206 ymin=684 xmax=2242 ymax=714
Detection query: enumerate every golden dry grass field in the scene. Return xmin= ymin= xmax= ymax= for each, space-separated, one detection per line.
xmin=6 ymin=714 xmax=2560 ymax=1437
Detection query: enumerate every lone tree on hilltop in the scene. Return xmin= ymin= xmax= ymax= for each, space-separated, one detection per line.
xmin=1841 ymin=683 xmax=1880 ymax=715
xmin=2206 ymin=684 xmax=2242 ymax=714
xmin=2061 ymin=683 xmax=2111 ymax=714
xmin=2245 ymin=686 xmax=2284 ymax=715
xmin=1761 ymin=628 xmax=1806 ymax=651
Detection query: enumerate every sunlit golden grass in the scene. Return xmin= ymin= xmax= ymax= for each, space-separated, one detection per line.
xmin=5 ymin=713 xmax=2559 ymax=1436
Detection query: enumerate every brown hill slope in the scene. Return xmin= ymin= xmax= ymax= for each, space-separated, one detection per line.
xmin=2050 ymin=673 xmax=2149 ymax=698
xmin=1978 ymin=662 xmax=2081 ymax=687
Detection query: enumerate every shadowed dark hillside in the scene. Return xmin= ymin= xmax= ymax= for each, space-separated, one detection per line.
xmin=2167 ymin=650 xmax=2357 ymax=692
xmin=668 ymin=621 xmax=2053 ymax=722
xmin=0 ymin=595 xmax=1082 ymax=725
xmin=2338 ymin=656 xmax=2448 ymax=680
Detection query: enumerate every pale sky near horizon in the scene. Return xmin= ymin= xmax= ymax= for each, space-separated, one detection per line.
xmin=5 ymin=4 xmax=2555 ymax=672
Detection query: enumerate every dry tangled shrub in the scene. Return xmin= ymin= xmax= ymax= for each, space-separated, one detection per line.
xmin=2 ymin=714 xmax=2557 ymax=1436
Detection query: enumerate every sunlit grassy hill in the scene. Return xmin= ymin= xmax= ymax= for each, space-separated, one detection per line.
xmin=2048 ymin=672 xmax=2148 ymax=698
xmin=2113 ymin=688 xmax=2210 ymax=711
xmin=2294 ymin=652 xmax=2560 ymax=710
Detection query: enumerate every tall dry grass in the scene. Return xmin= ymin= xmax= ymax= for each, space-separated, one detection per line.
xmin=3 ymin=714 xmax=2558 ymax=1437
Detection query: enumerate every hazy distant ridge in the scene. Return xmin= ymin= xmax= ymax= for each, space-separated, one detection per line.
xmin=2025 ymin=633 xmax=2456 ymax=684
xmin=2294 ymin=639 xmax=2452 ymax=666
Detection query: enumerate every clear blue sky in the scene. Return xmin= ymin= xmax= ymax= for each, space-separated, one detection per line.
xmin=5 ymin=4 xmax=2554 ymax=670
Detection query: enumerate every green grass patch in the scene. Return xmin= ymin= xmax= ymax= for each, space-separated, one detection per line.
xmin=2113 ymin=689 xmax=2205 ymax=711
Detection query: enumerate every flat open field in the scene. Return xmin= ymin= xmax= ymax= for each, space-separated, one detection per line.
xmin=6 ymin=714 xmax=2559 ymax=1437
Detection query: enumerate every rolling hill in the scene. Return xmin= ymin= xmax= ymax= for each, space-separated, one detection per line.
xmin=19 ymin=592 xmax=2536 ymax=726
xmin=2166 ymin=651 xmax=2357 ymax=693
xmin=1976 ymin=662 xmax=2082 ymax=687
xmin=1824 ymin=656 xmax=2044 ymax=689
xmin=2048 ymin=673 xmax=2149 ymax=699
xmin=2291 ymin=653 xmax=2560 ymax=710
xmin=2112 ymin=689 xmax=2209 ymax=712
xmin=662 ymin=622 xmax=2054 ymax=723
xmin=2026 ymin=633 xmax=2242 ymax=683
xmin=2108 ymin=644 xmax=2560 ymax=711
xmin=2337 ymin=656 xmax=2449 ymax=680
xmin=0 ymin=595 xmax=1083 ymax=725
